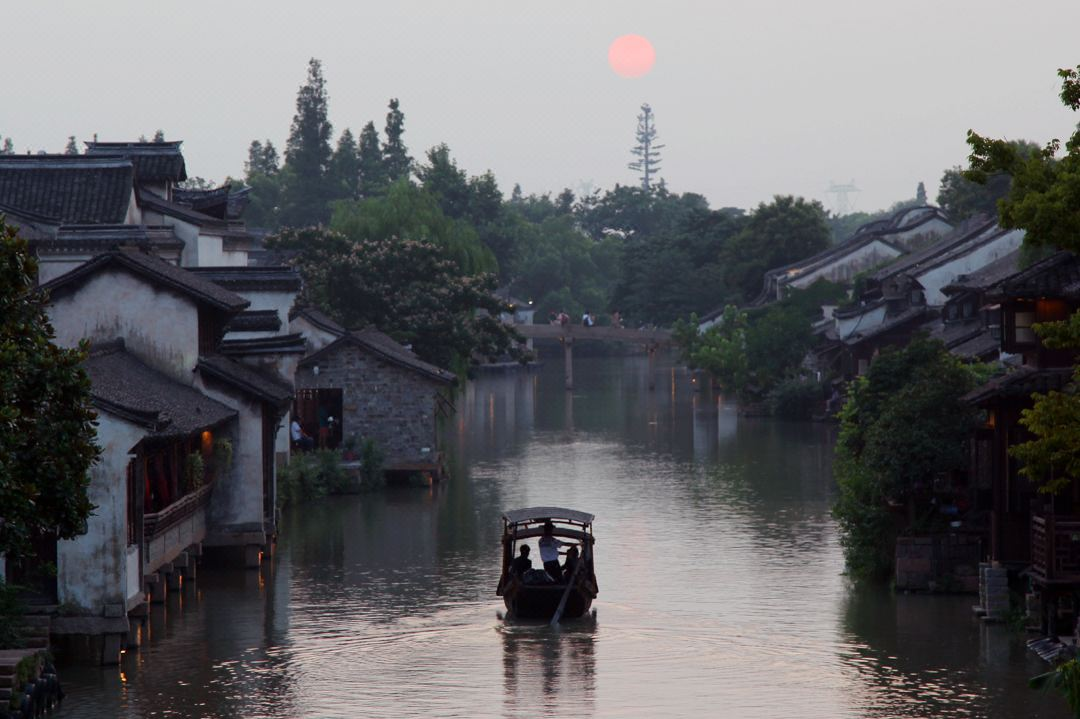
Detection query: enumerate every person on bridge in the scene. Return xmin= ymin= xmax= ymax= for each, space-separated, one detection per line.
xmin=558 ymin=311 xmax=570 ymax=326
xmin=582 ymin=311 xmax=594 ymax=327
xmin=611 ymin=310 xmax=622 ymax=329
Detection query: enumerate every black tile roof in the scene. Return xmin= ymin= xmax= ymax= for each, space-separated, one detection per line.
xmin=962 ymin=366 xmax=1073 ymax=405
xmin=219 ymin=333 xmax=307 ymax=355
xmin=986 ymin=251 xmax=1080 ymax=300
xmin=172 ymin=184 xmax=251 ymax=221
xmin=189 ymin=266 xmax=302 ymax=292
xmin=224 ymin=310 xmax=282 ymax=333
xmin=197 ymin=354 xmax=293 ymax=406
xmin=0 ymin=155 xmax=134 ymax=224
xmin=299 ymin=328 xmax=456 ymax=385
xmin=137 ymin=188 xmax=226 ymax=229
xmin=41 ymin=248 xmax=249 ymax=312
xmin=868 ymin=217 xmax=1000 ymax=283
xmin=85 ymin=339 xmax=236 ymax=437
xmin=84 ymin=141 xmax=187 ymax=183
xmin=32 ymin=224 xmax=183 ymax=254
xmin=942 ymin=248 xmax=1024 ymax=295
xmin=289 ymin=306 xmax=345 ymax=336
xmin=843 ymin=306 xmax=934 ymax=346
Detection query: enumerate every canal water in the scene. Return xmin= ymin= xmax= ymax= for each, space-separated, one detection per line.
xmin=60 ymin=355 xmax=1065 ymax=718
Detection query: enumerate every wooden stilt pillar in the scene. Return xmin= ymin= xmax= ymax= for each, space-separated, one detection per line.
xmin=563 ymin=338 xmax=574 ymax=391
xmin=647 ymin=343 xmax=657 ymax=391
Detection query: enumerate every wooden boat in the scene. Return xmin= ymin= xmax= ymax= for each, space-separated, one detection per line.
xmin=496 ymin=507 xmax=598 ymax=621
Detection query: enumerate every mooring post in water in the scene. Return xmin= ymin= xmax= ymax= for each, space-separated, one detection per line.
xmin=563 ymin=336 xmax=574 ymax=390
xmin=647 ymin=342 xmax=657 ymax=390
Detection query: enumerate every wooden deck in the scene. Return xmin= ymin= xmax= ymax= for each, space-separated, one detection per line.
xmin=1031 ymin=514 xmax=1080 ymax=584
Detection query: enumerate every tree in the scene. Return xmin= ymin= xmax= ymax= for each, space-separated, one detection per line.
xmin=966 ymin=66 xmax=1080 ymax=499
xmin=245 ymin=140 xmax=280 ymax=177
xmin=382 ymin=98 xmax=412 ymax=183
xmin=152 ymin=129 xmax=165 ymax=143
xmin=64 ymin=136 xmax=78 ymax=155
xmin=329 ymin=128 xmax=361 ymax=200
xmin=267 ymin=226 xmax=520 ymax=370
xmin=281 ymin=58 xmax=334 ymax=226
xmin=915 ymin=181 xmax=927 ymax=205
xmin=0 ymin=138 xmax=13 ymax=155
xmin=721 ymin=195 xmax=831 ymax=302
xmin=0 ymin=221 xmax=99 ymax=559
xmin=417 ymin=144 xmax=471 ymax=219
xmin=831 ymin=339 xmax=986 ymax=580
xmin=357 ymin=121 xmax=387 ymax=198
xmin=628 ymin=103 xmax=664 ymax=192
xmin=688 ymin=306 xmax=750 ymax=395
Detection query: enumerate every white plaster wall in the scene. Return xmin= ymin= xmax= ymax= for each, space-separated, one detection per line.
xmin=291 ymin=315 xmax=343 ymax=354
xmin=218 ymin=248 xmax=249 ymax=267
xmin=57 ymin=414 xmax=144 ymax=612
xmin=917 ymin=229 xmax=1025 ymax=306
xmin=885 ymin=217 xmax=952 ymax=250
xmin=196 ymin=234 xmax=227 ymax=267
xmin=836 ymin=304 xmax=887 ymax=340
xmin=37 ymin=255 xmax=93 ymax=284
xmin=231 ymin=289 xmax=297 ymax=339
xmin=124 ymin=190 xmax=141 ymax=225
xmin=194 ymin=380 xmax=266 ymax=532
xmin=790 ymin=241 xmax=903 ymax=289
xmin=48 ymin=269 xmax=200 ymax=382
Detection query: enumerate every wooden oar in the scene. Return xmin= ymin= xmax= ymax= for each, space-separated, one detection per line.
xmin=550 ymin=555 xmax=584 ymax=626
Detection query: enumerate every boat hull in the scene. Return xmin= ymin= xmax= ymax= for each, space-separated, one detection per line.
xmin=503 ymin=584 xmax=593 ymax=620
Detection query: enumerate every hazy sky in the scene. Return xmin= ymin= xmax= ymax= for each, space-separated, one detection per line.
xmin=8 ymin=0 xmax=1080 ymax=213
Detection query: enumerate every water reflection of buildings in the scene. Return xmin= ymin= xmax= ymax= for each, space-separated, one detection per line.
xmin=838 ymin=587 xmax=1060 ymax=718
xmin=501 ymin=621 xmax=596 ymax=718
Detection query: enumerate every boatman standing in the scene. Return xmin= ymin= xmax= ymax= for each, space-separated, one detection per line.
xmin=538 ymin=521 xmax=573 ymax=582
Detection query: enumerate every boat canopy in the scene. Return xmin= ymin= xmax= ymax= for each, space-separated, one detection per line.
xmin=502 ymin=506 xmax=595 ymax=526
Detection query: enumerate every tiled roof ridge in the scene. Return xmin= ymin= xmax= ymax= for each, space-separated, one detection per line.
xmin=41 ymin=249 xmax=249 ymax=312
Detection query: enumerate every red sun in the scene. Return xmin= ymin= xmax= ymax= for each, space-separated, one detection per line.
xmin=608 ymin=35 xmax=655 ymax=78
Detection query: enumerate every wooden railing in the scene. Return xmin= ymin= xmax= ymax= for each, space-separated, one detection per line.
xmin=1031 ymin=514 xmax=1080 ymax=583
xmin=144 ymin=484 xmax=213 ymax=540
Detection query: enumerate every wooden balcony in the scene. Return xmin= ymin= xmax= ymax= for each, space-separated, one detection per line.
xmin=143 ymin=484 xmax=213 ymax=573
xmin=1031 ymin=514 xmax=1080 ymax=584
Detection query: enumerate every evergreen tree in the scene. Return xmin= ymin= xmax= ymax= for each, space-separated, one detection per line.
xmin=357 ymin=121 xmax=387 ymax=198
xmin=417 ymin=144 xmax=470 ymax=218
xmin=0 ymin=139 xmax=12 ymax=155
xmin=64 ymin=136 xmax=78 ymax=155
xmin=330 ymin=128 xmax=361 ymax=199
xmin=510 ymin=183 xmax=524 ymax=204
xmin=0 ymin=222 xmax=100 ymax=559
xmin=628 ymin=103 xmax=664 ymax=192
xmin=245 ymin=139 xmax=280 ymax=177
xmin=282 ymin=58 xmax=334 ymax=225
xmin=152 ymin=129 xmax=165 ymax=143
xmin=383 ymin=98 xmax=412 ymax=183
xmin=916 ymin=181 xmax=927 ymax=205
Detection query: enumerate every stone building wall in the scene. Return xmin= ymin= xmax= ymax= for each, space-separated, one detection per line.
xmin=895 ymin=534 xmax=982 ymax=593
xmin=295 ymin=344 xmax=445 ymax=468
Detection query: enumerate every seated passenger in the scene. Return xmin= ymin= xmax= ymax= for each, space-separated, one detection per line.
xmin=510 ymin=545 xmax=532 ymax=577
xmin=562 ymin=545 xmax=580 ymax=579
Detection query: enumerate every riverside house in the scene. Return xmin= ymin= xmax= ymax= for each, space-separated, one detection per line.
xmin=961 ymin=251 xmax=1080 ymax=633
xmin=293 ymin=328 xmax=457 ymax=477
xmin=0 ymin=142 xmax=300 ymax=663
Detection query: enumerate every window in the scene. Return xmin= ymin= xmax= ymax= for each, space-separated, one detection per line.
xmin=1014 ymin=310 xmax=1035 ymax=344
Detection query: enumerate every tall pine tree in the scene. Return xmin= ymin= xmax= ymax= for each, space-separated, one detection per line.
xmin=383 ymin=98 xmax=412 ymax=183
xmin=330 ymin=128 xmax=361 ymax=199
xmin=357 ymin=121 xmax=387 ymax=198
xmin=64 ymin=136 xmax=78 ymax=155
xmin=628 ymin=103 xmax=664 ymax=192
xmin=282 ymin=58 xmax=334 ymax=226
